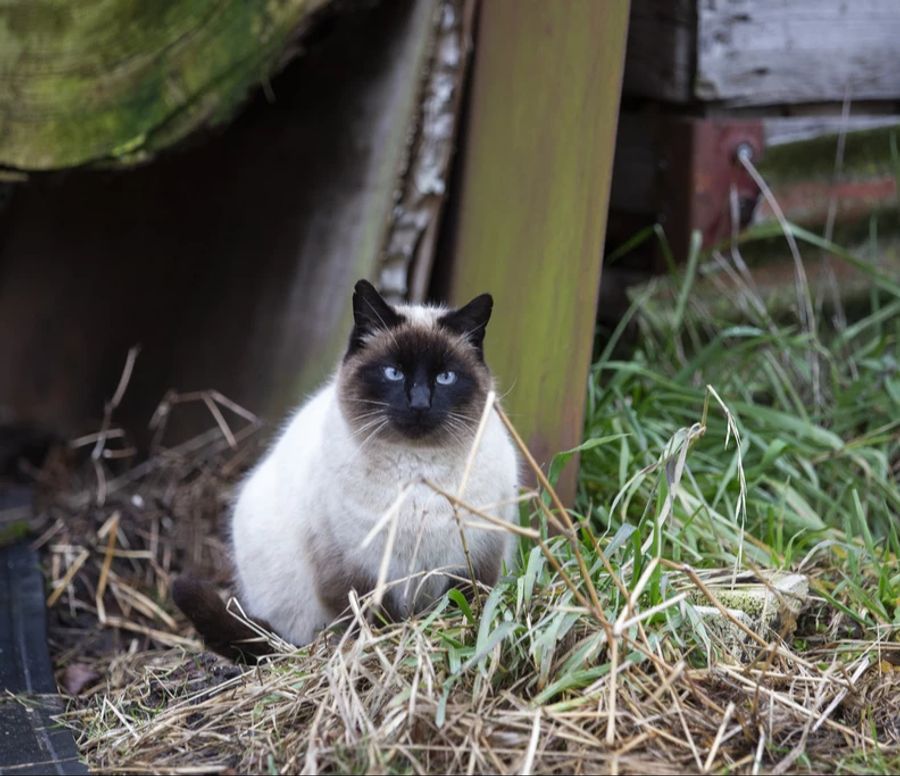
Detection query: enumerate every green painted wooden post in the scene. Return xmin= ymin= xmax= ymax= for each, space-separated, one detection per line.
xmin=446 ymin=0 xmax=630 ymax=503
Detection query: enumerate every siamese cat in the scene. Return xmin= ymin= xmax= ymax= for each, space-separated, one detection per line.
xmin=174 ymin=280 xmax=519 ymax=658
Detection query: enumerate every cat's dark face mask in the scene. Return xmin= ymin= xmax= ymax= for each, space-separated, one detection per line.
xmin=338 ymin=280 xmax=494 ymax=445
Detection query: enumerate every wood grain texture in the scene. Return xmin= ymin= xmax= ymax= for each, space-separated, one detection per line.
xmin=624 ymin=0 xmax=900 ymax=106
xmin=445 ymin=0 xmax=630 ymax=503
xmin=696 ymin=0 xmax=900 ymax=105
xmin=0 ymin=0 xmax=328 ymax=170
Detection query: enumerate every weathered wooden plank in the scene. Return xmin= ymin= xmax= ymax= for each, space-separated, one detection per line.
xmin=0 ymin=0 xmax=329 ymax=170
xmin=444 ymin=0 xmax=630 ymax=503
xmin=624 ymin=0 xmax=900 ymax=107
xmin=696 ymin=0 xmax=900 ymax=106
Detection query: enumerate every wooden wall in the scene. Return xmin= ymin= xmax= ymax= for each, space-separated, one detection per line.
xmin=609 ymin=0 xmax=900 ymax=273
xmin=441 ymin=1 xmax=631 ymax=502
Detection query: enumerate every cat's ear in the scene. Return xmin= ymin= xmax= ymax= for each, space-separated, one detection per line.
xmin=439 ymin=293 xmax=493 ymax=359
xmin=347 ymin=279 xmax=404 ymax=355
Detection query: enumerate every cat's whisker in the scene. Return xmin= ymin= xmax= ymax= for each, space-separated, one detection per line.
xmin=347 ymin=427 xmax=389 ymax=462
xmin=352 ymin=430 xmax=388 ymax=457
xmin=350 ymin=410 xmax=385 ymax=426
xmin=346 ymin=398 xmax=391 ymax=408
xmin=356 ymin=411 xmax=386 ymax=423
xmin=446 ymin=409 xmax=475 ymax=420
xmin=440 ymin=418 xmax=465 ymax=441
xmin=441 ymin=428 xmax=463 ymax=448
xmin=444 ymin=416 xmax=477 ymax=442
xmin=352 ymin=406 xmax=390 ymax=416
xmin=354 ymin=419 xmax=390 ymax=456
xmin=495 ymin=381 xmax=516 ymax=404
xmin=444 ymin=426 xmax=474 ymax=451
xmin=355 ymin=409 xmax=384 ymax=420
xmin=449 ymin=430 xmax=475 ymax=445
xmin=446 ymin=412 xmax=479 ymax=429
xmin=446 ymin=409 xmax=476 ymax=424
xmin=352 ymin=415 xmax=388 ymax=436
xmin=448 ymin=407 xmax=480 ymax=420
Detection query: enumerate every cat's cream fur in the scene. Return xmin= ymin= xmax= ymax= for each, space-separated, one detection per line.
xmin=230 ymin=303 xmax=519 ymax=646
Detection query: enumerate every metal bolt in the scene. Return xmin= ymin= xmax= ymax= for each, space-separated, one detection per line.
xmin=735 ymin=142 xmax=755 ymax=163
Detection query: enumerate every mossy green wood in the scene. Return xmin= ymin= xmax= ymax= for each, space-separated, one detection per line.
xmin=448 ymin=1 xmax=630 ymax=502
xmin=0 ymin=0 xmax=327 ymax=170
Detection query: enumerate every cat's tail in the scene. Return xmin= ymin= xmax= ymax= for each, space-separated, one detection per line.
xmin=171 ymin=575 xmax=278 ymax=663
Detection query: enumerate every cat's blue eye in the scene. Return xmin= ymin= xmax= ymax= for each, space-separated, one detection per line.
xmin=436 ymin=371 xmax=457 ymax=386
xmin=383 ymin=366 xmax=404 ymax=382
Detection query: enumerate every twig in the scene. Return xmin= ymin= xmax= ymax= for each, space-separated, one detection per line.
xmin=91 ymin=345 xmax=140 ymax=463
xmin=703 ymin=701 xmax=734 ymax=772
xmin=751 ymin=725 xmax=766 ymax=775
xmin=95 ymin=511 xmax=120 ymax=623
xmin=718 ymin=665 xmax=880 ymax=747
xmin=605 ymin=635 xmax=618 ymax=744
xmin=46 ymin=548 xmax=89 ymax=608
xmin=811 ymin=656 xmax=871 ymax=733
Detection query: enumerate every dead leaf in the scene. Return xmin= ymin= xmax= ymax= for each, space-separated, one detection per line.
xmin=61 ymin=663 xmax=100 ymax=695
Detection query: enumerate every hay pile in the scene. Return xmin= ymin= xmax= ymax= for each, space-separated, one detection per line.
xmin=34 ymin=378 xmax=900 ymax=774
xmin=33 ymin=378 xmax=260 ymax=670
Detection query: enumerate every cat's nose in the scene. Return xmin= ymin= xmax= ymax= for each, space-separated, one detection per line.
xmin=409 ymin=383 xmax=431 ymax=410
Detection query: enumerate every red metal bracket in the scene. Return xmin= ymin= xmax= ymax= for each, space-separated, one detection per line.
xmin=656 ymin=117 xmax=764 ymax=263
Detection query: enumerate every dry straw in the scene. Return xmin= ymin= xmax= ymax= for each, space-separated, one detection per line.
xmin=33 ymin=372 xmax=899 ymax=774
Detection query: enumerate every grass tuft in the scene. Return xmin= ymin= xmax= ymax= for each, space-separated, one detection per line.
xmin=36 ymin=223 xmax=900 ymax=773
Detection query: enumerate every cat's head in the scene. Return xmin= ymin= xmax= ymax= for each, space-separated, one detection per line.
xmin=337 ymin=279 xmax=494 ymax=446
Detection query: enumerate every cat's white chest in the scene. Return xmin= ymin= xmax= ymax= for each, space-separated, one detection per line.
xmin=327 ymin=446 xmax=463 ymax=537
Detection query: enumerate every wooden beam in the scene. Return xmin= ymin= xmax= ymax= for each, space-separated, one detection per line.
xmin=624 ymin=0 xmax=900 ymax=107
xmin=445 ymin=0 xmax=630 ymax=503
xmin=696 ymin=0 xmax=900 ymax=106
xmin=0 ymin=0 xmax=330 ymax=170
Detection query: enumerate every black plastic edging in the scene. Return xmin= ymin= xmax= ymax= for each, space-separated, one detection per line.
xmin=0 ymin=486 xmax=87 ymax=775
